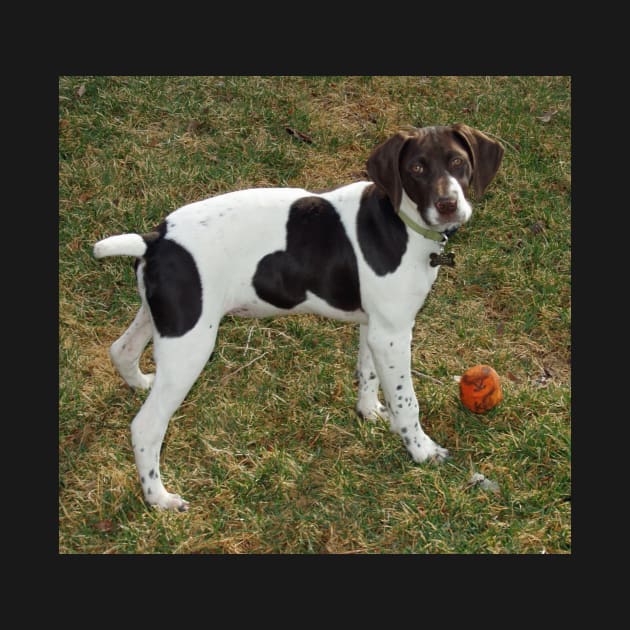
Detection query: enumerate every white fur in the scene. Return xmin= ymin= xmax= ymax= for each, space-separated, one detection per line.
xmin=93 ymin=233 xmax=147 ymax=258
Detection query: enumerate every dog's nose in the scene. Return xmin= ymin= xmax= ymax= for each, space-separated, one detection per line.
xmin=435 ymin=197 xmax=458 ymax=214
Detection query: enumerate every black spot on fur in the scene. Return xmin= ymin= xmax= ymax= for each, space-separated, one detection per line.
xmin=253 ymin=197 xmax=361 ymax=311
xmin=357 ymin=185 xmax=408 ymax=276
xmin=143 ymin=228 xmax=203 ymax=338
xmin=396 ymin=385 xmax=402 ymax=390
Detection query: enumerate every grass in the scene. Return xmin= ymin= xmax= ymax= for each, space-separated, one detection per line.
xmin=59 ymin=76 xmax=571 ymax=554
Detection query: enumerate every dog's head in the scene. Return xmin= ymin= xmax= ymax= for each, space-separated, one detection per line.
xmin=366 ymin=124 xmax=504 ymax=231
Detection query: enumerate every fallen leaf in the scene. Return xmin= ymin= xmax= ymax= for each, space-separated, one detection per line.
xmin=76 ymin=84 xmax=86 ymax=98
xmin=537 ymin=109 xmax=558 ymax=123
xmin=332 ymin=381 xmax=343 ymax=400
xmin=466 ymin=473 xmax=500 ymax=495
xmin=93 ymin=519 xmax=115 ymax=533
xmin=534 ymin=367 xmax=553 ymax=387
xmin=62 ymin=428 xmax=82 ymax=447
xmin=530 ymin=221 xmax=545 ymax=235
xmin=62 ymin=424 xmax=94 ymax=448
xmin=68 ymin=239 xmax=81 ymax=252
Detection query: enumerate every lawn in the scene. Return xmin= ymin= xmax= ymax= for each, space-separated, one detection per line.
xmin=58 ymin=76 xmax=571 ymax=553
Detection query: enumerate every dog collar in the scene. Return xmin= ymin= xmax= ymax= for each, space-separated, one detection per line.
xmin=397 ymin=210 xmax=459 ymax=267
xmin=397 ymin=209 xmax=447 ymax=242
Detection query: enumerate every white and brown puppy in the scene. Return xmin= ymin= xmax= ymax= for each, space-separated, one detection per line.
xmin=94 ymin=124 xmax=503 ymax=511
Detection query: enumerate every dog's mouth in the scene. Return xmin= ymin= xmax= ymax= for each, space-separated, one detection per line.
xmin=422 ymin=201 xmax=472 ymax=231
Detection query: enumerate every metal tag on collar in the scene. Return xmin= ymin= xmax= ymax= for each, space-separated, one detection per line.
xmin=430 ymin=251 xmax=455 ymax=267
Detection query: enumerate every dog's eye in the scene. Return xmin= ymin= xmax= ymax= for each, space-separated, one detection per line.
xmin=411 ymin=163 xmax=424 ymax=174
xmin=450 ymin=157 xmax=464 ymax=168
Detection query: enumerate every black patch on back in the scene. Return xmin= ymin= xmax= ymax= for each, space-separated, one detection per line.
xmin=357 ymin=184 xmax=408 ymax=275
xmin=253 ymin=197 xmax=361 ymax=311
xmin=143 ymin=230 xmax=202 ymax=338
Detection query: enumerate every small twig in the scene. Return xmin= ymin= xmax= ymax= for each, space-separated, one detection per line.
xmin=285 ymin=126 xmax=313 ymax=144
xmin=308 ymin=413 xmax=329 ymax=447
xmin=411 ymin=369 xmax=445 ymax=386
xmin=243 ymin=326 xmax=255 ymax=355
xmin=221 ymin=352 xmax=268 ymax=384
xmin=480 ymin=129 xmax=520 ymax=154
xmin=257 ymin=327 xmax=295 ymax=342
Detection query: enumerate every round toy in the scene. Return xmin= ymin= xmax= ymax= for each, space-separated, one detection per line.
xmin=459 ymin=365 xmax=503 ymax=413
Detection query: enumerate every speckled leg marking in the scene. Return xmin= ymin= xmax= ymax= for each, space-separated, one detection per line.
xmin=109 ymin=305 xmax=155 ymax=390
xmin=130 ymin=324 xmax=217 ymax=511
xmin=366 ymin=324 xmax=448 ymax=463
xmin=355 ymin=324 xmax=391 ymax=424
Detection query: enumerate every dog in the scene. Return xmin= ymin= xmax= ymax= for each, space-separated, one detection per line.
xmin=93 ymin=123 xmax=503 ymax=511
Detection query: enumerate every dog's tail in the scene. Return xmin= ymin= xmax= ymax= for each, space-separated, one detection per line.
xmin=93 ymin=233 xmax=149 ymax=259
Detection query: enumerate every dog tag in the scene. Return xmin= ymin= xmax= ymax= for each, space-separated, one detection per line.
xmin=429 ymin=252 xmax=455 ymax=267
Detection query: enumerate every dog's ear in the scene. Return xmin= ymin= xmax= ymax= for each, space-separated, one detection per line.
xmin=451 ymin=124 xmax=504 ymax=197
xmin=366 ymin=131 xmax=412 ymax=211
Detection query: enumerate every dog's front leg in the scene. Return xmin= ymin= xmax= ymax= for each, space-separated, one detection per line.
xmin=366 ymin=322 xmax=448 ymax=463
xmin=356 ymin=324 xmax=392 ymax=424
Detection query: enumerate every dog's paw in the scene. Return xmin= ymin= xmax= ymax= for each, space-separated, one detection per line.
xmin=356 ymin=402 xmax=391 ymax=424
xmin=135 ymin=373 xmax=155 ymax=391
xmin=428 ymin=444 xmax=449 ymax=463
xmin=151 ymin=492 xmax=189 ymax=512
xmin=409 ymin=438 xmax=449 ymax=464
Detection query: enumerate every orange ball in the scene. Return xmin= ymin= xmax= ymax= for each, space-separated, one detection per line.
xmin=459 ymin=365 xmax=503 ymax=413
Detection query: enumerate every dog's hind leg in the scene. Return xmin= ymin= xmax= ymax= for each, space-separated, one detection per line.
xmin=130 ymin=321 xmax=218 ymax=511
xmin=109 ymin=304 xmax=155 ymax=390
